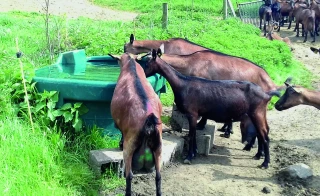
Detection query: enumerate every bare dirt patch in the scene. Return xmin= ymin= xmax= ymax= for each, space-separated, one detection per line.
xmin=0 ymin=0 xmax=137 ymax=21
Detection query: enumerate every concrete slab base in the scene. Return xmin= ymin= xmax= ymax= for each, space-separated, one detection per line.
xmin=170 ymin=103 xmax=216 ymax=155
xmin=89 ymin=132 xmax=184 ymax=177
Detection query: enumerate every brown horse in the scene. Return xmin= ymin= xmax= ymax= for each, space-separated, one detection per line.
xmin=110 ymin=53 xmax=163 ymax=196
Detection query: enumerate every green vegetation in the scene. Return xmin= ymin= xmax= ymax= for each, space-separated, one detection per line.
xmin=0 ymin=0 xmax=313 ymax=195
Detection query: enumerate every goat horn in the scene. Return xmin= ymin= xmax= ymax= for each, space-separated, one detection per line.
xmin=108 ymin=53 xmax=120 ymax=60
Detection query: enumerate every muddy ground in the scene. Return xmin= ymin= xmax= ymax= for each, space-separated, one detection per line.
xmin=108 ymin=26 xmax=320 ymax=196
xmin=2 ymin=2 xmax=319 ymax=195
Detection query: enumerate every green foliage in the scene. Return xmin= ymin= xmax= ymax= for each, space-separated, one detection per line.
xmin=161 ymin=115 xmax=171 ymax=126
xmin=0 ymin=0 xmax=315 ymax=194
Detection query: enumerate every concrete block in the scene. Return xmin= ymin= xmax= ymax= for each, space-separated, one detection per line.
xmin=184 ymin=124 xmax=216 ymax=156
xmin=89 ymin=132 xmax=184 ymax=177
xmin=170 ymin=103 xmax=216 ymax=155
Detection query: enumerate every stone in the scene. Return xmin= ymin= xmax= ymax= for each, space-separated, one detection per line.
xmin=89 ymin=131 xmax=184 ymax=177
xmin=262 ymin=186 xmax=271 ymax=194
xmin=280 ymin=163 xmax=313 ymax=179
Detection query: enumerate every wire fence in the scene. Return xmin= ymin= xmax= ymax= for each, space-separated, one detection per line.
xmin=237 ymin=0 xmax=264 ymax=27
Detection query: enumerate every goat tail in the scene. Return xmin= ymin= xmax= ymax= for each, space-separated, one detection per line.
xmin=267 ymin=90 xmax=281 ymax=98
xmin=143 ymin=113 xmax=161 ymax=138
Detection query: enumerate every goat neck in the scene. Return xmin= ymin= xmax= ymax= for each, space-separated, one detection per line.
xmin=153 ymin=57 xmax=186 ymax=92
xmin=159 ymin=54 xmax=190 ymax=75
xmin=302 ymin=89 xmax=320 ymax=109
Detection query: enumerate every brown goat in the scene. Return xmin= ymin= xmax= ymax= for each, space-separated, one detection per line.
xmin=275 ymin=82 xmax=320 ymax=110
xmin=110 ymin=53 xmax=163 ymax=196
xmin=124 ymin=34 xmax=209 ymax=55
xmin=300 ymin=8 xmax=316 ymax=42
xmin=266 ymin=24 xmax=294 ymax=50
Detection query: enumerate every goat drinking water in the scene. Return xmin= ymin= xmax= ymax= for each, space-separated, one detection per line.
xmin=110 ymin=53 xmax=163 ymax=196
xmin=145 ymin=49 xmax=281 ymax=169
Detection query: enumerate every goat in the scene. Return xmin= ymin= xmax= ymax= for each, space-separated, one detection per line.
xmin=275 ymin=81 xmax=320 ymax=110
xmin=297 ymin=8 xmax=316 ymax=42
xmin=124 ymin=34 xmax=210 ymax=56
xmin=310 ymin=0 xmax=320 ymax=36
xmin=145 ymin=49 xmax=282 ymax=169
xmin=279 ymin=0 xmax=295 ymax=27
xmin=272 ymin=0 xmax=282 ymax=31
xmin=266 ymin=23 xmax=294 ymax=50
xmin=147 ymin=47 xmax=286 ymax=138
xmin=259 ymin=0 xmax=274 ymax=36
xmin=110 ymin=53 xmax=163 ymax=196
xmin=124 ymin=34 xmax=245 ymax=137
xmin=291 ymin=2 xmax=309 ymax=31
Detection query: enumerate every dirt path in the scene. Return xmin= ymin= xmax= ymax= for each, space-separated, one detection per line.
xmin=0 ymin=0 xmax=137 ymax=21
xmin=2 ymin=2 xmax=319 ymax=195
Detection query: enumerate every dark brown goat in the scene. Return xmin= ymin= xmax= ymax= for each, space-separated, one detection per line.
xmin=295 ymin=7 xmax=316 ymax=42
xmin=110 ymin=53 xmax=163 ymax=196
xmin=147 ymin=47 xmax=286 ymax=137
xmin=146 ymin=49 xmax=281 ymax=169
xmin=275 ymin=82 xmax=320 ymax=110
xmin=259 ymin=2 xmax=274 ymax=36
xmin=291 ymin=3 xmax=309 ymax=31
xmin=279 ymin=0 xmax=295 ymax=27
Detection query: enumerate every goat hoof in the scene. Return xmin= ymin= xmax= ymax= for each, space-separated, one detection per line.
xmin=217 ymin=128 xmax=226 ymax=132
xmin=243 ymin=145 xmax=252 ymax=151
xmin=183 ymin=159 xmax=191 ymax=165
xmin=258 ymin=162 xmax=269 ymax=169
xmin=312 ymin=40 xmax=315 ymax=43
xmin=219 ymin=133 xmax=230 ymax=138
xmin=253 ymin=154 xmax=261 ymax=160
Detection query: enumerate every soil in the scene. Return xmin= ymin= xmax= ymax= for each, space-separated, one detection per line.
xmin=2 ymin=2 xmax=320 ymax=196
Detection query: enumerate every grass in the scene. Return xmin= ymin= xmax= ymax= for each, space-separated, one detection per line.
xmin=0 ymin=1 xmax=314 ymax=195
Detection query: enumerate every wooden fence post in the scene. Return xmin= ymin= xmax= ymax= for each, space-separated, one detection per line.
xmin=162 ymin=3 xmax=168 ymax=29
xmin=223 ymin=0 xmax=228 ymax=19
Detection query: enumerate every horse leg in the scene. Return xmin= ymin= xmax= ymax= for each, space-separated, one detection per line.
xmin=153 ymin=147 xmax=162 ymax=196
xmin=196 ymin=117 xmax=207 ymax=130
xmin=184 ymin=114 xmax=198 ymax=164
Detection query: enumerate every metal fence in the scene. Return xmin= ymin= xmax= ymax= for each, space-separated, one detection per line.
xmin=237 ymin=0 xmax=264 ymax=27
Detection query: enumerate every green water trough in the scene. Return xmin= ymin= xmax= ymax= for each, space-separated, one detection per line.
xmin=33 ymin=49 xmax=167 ymax=136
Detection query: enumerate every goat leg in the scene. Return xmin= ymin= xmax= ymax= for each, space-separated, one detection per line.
xmin=154 ymin=149 xmax=162 ymax=196
xmin=196 ymin=117 xmax=207 ymax=130
xmin=119 ymin=134 xmax=124 ymax=151
xmin=184 ymin=115 xmax=198 ymax=164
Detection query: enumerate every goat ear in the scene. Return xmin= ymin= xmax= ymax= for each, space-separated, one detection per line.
xmin=108 ymin=53 xmax=120 ymax=60
xmin=159 ymin=43 xmax=165 ymax=54
xmin=284 ymin=77 xmax=292 ymax=84
xmin=130 ymin=34 xmax=134 ymax=44
xmin=310 ymin=47 xmax=319 ymax=54
xmin=152 ymin=49 xmax=157 ymax=60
